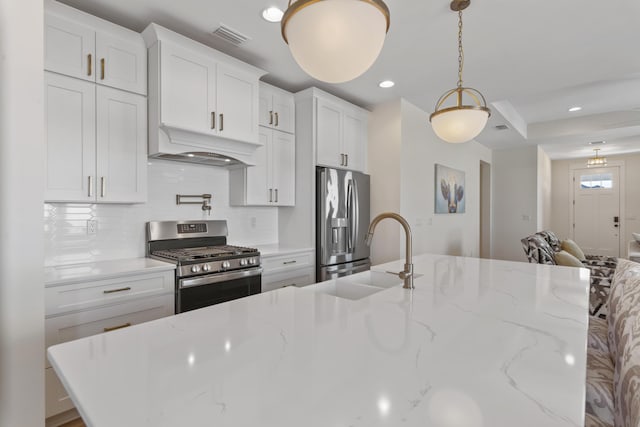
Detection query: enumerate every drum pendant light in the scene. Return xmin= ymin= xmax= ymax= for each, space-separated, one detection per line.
xmin=430 ymin=0 xmax=490 ymax=143
xmin=281 ymin=0 xmax=390 ymax=84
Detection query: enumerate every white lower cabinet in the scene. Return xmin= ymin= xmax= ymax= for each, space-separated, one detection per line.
xmin=45 ymin=270 xmax=174 ymax=421
xmin=261 ymin=250 xmax=315 ymax=292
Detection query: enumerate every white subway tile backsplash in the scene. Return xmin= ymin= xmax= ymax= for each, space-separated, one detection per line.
xmin=44 ymin=160 xmax=279 ymax=266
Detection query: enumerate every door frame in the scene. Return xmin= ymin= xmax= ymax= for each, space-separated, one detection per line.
xmin=569 ymin=160 xmax=625 ymax=257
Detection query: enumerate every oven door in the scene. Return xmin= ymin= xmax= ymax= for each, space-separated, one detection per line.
xmin=177 ymin=267 xmax=262 ymax=313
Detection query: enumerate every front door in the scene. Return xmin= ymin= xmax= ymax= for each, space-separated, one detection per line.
xmin=572 ymin=167 xmax=620 ymax=256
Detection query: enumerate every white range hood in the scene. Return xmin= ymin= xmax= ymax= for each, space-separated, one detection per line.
xmin=143 ymin=23 xmax=267 ymax=167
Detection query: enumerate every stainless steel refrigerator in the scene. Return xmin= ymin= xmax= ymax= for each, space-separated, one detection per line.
xmin=316 ymin=166 xmax=371 ymax=281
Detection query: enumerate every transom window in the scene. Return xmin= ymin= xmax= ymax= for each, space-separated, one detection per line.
xmin=580 ymin=173 xmax=613 ymax=189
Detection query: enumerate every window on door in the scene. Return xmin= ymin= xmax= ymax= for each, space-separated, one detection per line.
xmin=580 ymin=173 xmax=613 ymax=189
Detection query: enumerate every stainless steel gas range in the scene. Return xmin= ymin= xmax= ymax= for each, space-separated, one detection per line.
xmin=146 ymin=220 xmax=261 ymax=313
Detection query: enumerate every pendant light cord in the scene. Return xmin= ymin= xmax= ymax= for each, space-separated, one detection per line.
xmin=457 ymin=10 xmax=464 ymax=89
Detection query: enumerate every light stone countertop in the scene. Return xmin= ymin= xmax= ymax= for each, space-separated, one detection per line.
xmin=245 ymin=243 xmax=314 ymax=257
xmin=48 ymin=253 xmax=589 ymax=426
xmin=44 ymin=258 xmax=176 ymax=287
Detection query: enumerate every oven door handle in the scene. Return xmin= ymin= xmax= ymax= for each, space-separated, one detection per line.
xmin=179 ymin=267 xmax=263 ymax=289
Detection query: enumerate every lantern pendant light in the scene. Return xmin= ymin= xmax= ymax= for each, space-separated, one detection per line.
xmin=430 ymin=0 xmax=490 ymax=143
xmin=587 ymin=148 xmax=607 ymax=167
xmin=281 ymin=0 xmax=391 ymax=84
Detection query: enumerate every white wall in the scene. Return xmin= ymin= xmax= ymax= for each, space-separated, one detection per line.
xmin=45 ymin=160 xmax=279 ymax=266
xmin=551 ymin=153 xmax=640 ymax=256
xmin=491 ymin=146 xmax=538 ymax=262
xmin=537 ymin=146 xmax=552 ymax=231
xmin=0 ymin=0 xmax=45 ymax=425
xmin=368 ymin=98 xmax=492 ymax=265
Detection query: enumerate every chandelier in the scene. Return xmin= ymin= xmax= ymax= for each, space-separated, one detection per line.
xmin=587 ymin=148 xmax=607 ymax=167
xmin=429 ymin=0 xmax=490 ymax=143
xmin=281 ymin=0 xmax=390 ymax=83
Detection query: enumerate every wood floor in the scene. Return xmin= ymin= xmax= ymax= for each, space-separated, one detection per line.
xmin=60 ymin=418 xmax=85 ymax=427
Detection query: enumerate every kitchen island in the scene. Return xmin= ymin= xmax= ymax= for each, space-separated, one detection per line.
xmin=48 ymin=253 xmax=590 ymax=426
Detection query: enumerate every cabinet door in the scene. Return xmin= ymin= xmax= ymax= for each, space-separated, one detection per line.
xmin=217 ymin=62 xmax=259 ymax=143
xmin=271 ymin=131 xmax=295 ymax=206
xmin=44 ymin=13 xmax=95 ymax=82
xmin=272 ymin=91 xmax=295 ymax=134
xmin=96 ymin=86 xmax=147 ymax=203
xmin=95 ymin=32 xmax=147 ymax=95
xmin=316 ymin=97 xmax=343 ymax=168
xmin=342 ymin=109 xmax=367 ymax=172
xmin=44 ymin=72 xmax=96 ymax=202
xmin=258 ymin=86 xmax=274 ymax=128
xmin=245 ymin=129 xmax=271 ymax=205
xmin=160 ymin=42 xmax=217 ymax=134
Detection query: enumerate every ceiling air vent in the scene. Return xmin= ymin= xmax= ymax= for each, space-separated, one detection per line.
xmin=494 ymin=124 xmax=509 ymax=131
xmin=589 ymin=140 xmax=606 ymax=145
xmin=212 ymin=24 xmax=251 ymax=46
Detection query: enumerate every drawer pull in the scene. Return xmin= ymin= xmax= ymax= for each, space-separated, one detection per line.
xmin=103 ymin=322 xmax=131 ymax=332
xmin=282 ymin=284 xmax=296 ymax=287
xmin=283 ymin=260 xmax=297 ymax=265
xmin=103 ymin=286 xmax=131 ymax=294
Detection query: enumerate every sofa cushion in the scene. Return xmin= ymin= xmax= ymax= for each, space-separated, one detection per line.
xmin=585 ymin=412 xmax=614 ymax=427
xmin=521 ymin=234 xmax=556 ymax=265
xmin=537 ymin=230 xmax=562 ymax=252
xmin=586 ymin=347 xmax=615 ymax=427
xmin=588 ymin=317 xmax=610 ymax=353
xmin=562 ymin=238 xmax=586 ymax=261
xmin=608 ymin=259 xmax=640 ymax=362
xmin=555 ymin=250 xmax=584 ymax=267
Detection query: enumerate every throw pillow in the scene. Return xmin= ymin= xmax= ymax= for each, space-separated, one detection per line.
xmin=562 ymin=239 xmax=586 ymax=261
xmin=554 ymin=250 xmax=584 ymax=267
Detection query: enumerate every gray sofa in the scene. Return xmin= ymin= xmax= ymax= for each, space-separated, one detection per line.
xmin=521 ymin=231 xmax=617 ymax=318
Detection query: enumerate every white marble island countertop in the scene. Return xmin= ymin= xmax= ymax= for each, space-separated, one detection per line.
xmin=48 ymin=254 xmax=590 ymax=427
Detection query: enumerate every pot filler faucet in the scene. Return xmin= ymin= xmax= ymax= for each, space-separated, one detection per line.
xmin=364 ymin=212 xmax=414 ymax=289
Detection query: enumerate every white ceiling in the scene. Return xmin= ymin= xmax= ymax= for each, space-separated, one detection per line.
xmin=57 ymin=0 xmax=640 ymax=160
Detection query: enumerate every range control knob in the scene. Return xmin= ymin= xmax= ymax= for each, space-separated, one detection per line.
xmin=221 ymin=261 xmax=231 ymax=269
xmin=202 ymin=264 xmax=211 ymax=272
xmin=239 ymin=259 xmax=248 ymax=266
xmin=191 ymin=265 xmax=201 ymax=273
xmin=248 ymin=258 xmax=257 ymax=265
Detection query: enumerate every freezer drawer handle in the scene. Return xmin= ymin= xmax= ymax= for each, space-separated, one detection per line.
xmin=103 ymin=286 xmax=131 ymax=294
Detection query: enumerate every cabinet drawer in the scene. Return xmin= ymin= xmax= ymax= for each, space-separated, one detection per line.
xmin=261 ymin=251 xmax=313 ymax=275
xmin=45 ymin=294 xmax=174 ymax=368
xmin=262 ymin=267 xmax=315 ymax=293
xmin=46 ymin=271 xmax=174 ymax=316
xmin=45 ymin=367 xmax=74 ymax=418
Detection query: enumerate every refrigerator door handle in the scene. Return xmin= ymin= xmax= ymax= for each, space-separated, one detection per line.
xmin=347 ymin=179 xmax=358 ymax=253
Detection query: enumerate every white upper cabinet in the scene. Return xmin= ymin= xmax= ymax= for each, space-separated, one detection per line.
xmin=159 ymin=41 xmax=217 ymax=134
xmin=45 ymin=73 xmax=147 ymax=204
xmin=96 ymin=86 xmax=147 ymax=203
xmin=44 ymin=72 xmax=96 ymax=202
xmin=309 ymin=89 xmax=368 ymax=172
xmin=44 ymin=1 xmax=146 ymax=95
xmin=229 ymin=127 xmax=295 ymax=207
xmin=217 ymin=63 xmax=260 ymax=143
xmin=259 ymin=82 xmax=295 ymax=134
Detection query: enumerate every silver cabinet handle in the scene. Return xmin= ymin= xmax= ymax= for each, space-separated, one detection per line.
xmin=275 ymin=112 xmax=279 ymax=127
xmin=101 ymin=177 xmax=106 ymax=198
xmin=269 ymin=188 xmax=273 ymax=202
xmin=220 ymin=113 xmax=224 ymax=131
xmin=100 ymin=58 xmax=105 ymax=80
xmin=283 ymin=260 xmax=297 ymax=265
xmin=87 ymin=54 xmax=92 ymax=76
xmin=275 ymin=188 xmax=278 ymax=203
xmin=345 ymin=154 xmax=348 ymax=167
xmin=341 ymin=153 xmax=345 ymax=166
xmin=88 ymin=176 xmax=93 ymax=197
xmin=269 ymin=110 xmax=273 ymax=125
xmin=103 ymin=286 xmax=131 ymax=294
xmin=211 ymin=112 xmax=216 ymax=129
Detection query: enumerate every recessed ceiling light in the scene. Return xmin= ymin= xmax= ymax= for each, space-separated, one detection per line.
xmin=262 ymin=6 xmax=284 ymax=23
xmin=379 ymin=80 xmax=395 ymax=88
xmin=568 ymin=106 xmax=582 ymax=112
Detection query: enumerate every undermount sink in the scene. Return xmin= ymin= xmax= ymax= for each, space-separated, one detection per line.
xmin=310 ymin=271 xmax=423 ymax=301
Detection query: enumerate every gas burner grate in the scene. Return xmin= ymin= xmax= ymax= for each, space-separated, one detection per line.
xmin=152 ymin=245 xmax=258 ymax=261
